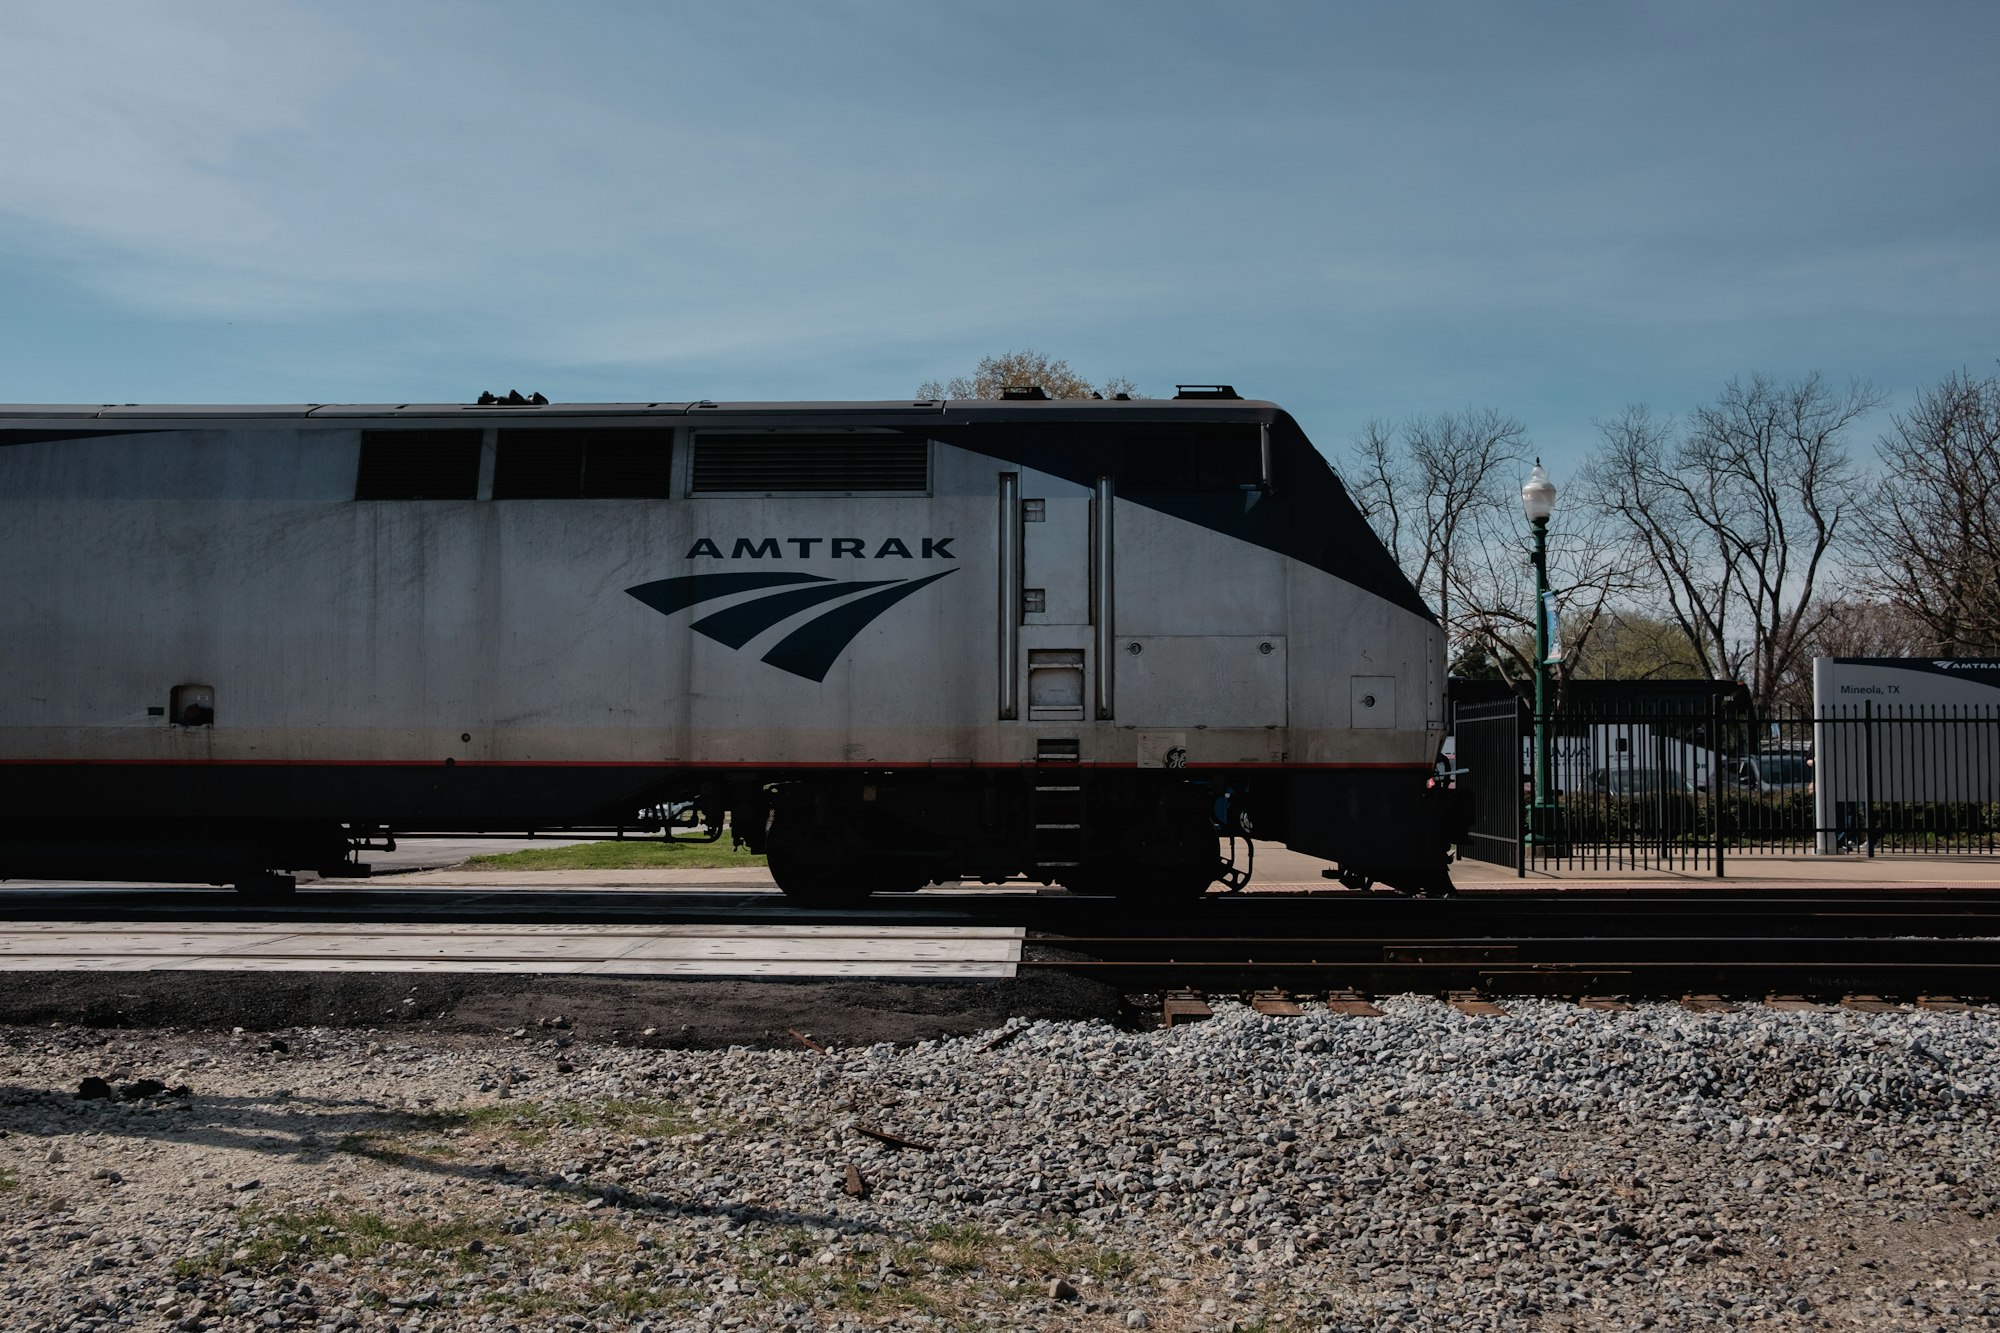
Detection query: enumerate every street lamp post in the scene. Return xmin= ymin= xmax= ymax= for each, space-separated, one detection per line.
xmin=1521 ymin=461 xmax=1558 ymax=849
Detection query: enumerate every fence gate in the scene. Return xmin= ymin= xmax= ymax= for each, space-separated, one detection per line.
xmin=1453 ymin=698 xmax=1523 ymax=872
xmin=1535 ymin=700 xmax=1724 ymax=875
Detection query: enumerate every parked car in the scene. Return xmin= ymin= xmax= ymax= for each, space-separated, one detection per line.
xmin=1735 ymin=751 xmax=1812 ymax=793
xmin=1587 ymin=766 xmax=1694 ymax=795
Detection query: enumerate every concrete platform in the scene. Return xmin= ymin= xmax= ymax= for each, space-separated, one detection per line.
xmin=0 ymin=922 xmax=1025 ymax=978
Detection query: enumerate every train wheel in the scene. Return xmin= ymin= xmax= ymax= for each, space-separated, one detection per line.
xmin=764 ymin=816 xmax=872 ymax=906
xmin=767 ymin=856 xmax=872 ymax=906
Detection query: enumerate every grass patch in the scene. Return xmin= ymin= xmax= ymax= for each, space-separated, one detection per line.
xmin=182 ymin=1208 xmax=1148 ymax=1327
xmin=919 ymin=1222 xmax=1002 ymax=1276
xmin=0 ymin=1166 xmax=16 ymax=1192
xmin=173 ymin=1208 xmax=505 ymax=1278
xmin=483 ymin=1285 xmax=699 ymax=1321
xmin=175 ymin=1208 xmax=637 ymax=1283
xmin=464 ymin=840 xmax=766 ymax=871
xmin=747 ymin=1222 xmax=1137 ymax=1319
xmin=502 ymin=1097 xmax=705 ymax=1144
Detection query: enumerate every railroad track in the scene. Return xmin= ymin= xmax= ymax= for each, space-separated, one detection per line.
xmin=1020 ymin=892 xmax=2000 ymax=999
xmin=0 ymin=887 xmax=1994 ymax=999
xmin=6 ymin=884 xmax=2000 ymax=933
xmin=1021 ymin=932 xmax=2000 ymax=1001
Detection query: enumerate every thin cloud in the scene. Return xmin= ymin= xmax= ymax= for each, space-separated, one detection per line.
xmin=0 ymin=0 xmax=1991 ymax=465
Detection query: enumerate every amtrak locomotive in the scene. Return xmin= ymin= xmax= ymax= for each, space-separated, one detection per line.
xmin=0 ymin=389 xmax=1453 ymax=900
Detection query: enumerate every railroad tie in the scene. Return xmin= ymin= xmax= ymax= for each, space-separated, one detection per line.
xmin=1324 ymin=990 xmax=1385 ymax=1017
xmin=1162 ymin=990 xmax=1212 ymax=1027
xmin=1447 ymin=990 xmax=1508 ymax=1017
xmin=1249 ymin=989 xmax=1304 ymax=1017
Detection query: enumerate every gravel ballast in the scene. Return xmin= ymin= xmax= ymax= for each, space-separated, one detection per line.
xmin=2 ymin=998 xmax=1998 ymax=1331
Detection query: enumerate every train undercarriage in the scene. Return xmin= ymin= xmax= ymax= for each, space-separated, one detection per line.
xmin=714 ymin=766 xmax=1455 ymax=904
xmin=735 ymin=771 xmax=1230 ymax=905
xmin=0 ymin=765 xmax=1455 ymax=900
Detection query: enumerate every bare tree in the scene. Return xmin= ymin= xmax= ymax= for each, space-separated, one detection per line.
xmin=1579 ymin=404 xmax=1728 ymax=677
xmin=1807 ymin=597 xmax=1930 ymax=658
xmin=1348 ymin=410 xmax=1637 ymax=695
xmin=1858 ymin=368 xmax=2000 ymax=653
xmin=1765 ymin=597 xmax=1932 ymax=710
xmin=1344 ymin=408 xmax=1526 ymax=651
xmin=1564 ymin=610 xmax=1707 ymax=682
xmin=1580 ymin=374 xmax=1883 ymax=710
xmin=1461 ymin=602 xmax=1698 ymax=692
xmin=1450 ymin=481 xmax=1642 ymax=696
xmin=918 ymin=350 xmax=1138 ymax=401
xmin=1345 ymin=417 xmax=1415 ymax=585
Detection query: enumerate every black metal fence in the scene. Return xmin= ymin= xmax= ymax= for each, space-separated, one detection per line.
xmin=1453 ymin=699 xmax=1522 ymax=871
xmin=1451 ymin=699 xmax=2000 ymax=875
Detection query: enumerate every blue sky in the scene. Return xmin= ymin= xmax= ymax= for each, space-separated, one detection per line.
xmin=0 ymin=1 xmax=1993 ymax=478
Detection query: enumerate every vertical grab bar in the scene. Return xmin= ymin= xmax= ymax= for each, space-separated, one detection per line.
xmin=998 ymin=473 xmax=1020 ymax=719
xmin=1093 ymin=474 xmax=1115 ymax=720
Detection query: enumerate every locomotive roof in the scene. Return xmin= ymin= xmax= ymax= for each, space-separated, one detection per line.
xmin=0 ymin=397 xmax=1281 ymax=424
xmin=0 ymin=394 xmax=1434 ymax=625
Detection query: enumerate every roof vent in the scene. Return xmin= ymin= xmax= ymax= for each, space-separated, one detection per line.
xmin=475 ymin=389 xmax=549 ymax=406
xmin=1174 ymin=384 xmax=1241 ymax=400
xmin=1000 ymin=385 xmax=1050 ymax=401
xmin=692 ymin=433 xmax=929 ymax=493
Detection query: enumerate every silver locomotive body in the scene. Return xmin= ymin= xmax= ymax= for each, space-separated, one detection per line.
xmin=0 ymin=397 xmax=1451 ymax=897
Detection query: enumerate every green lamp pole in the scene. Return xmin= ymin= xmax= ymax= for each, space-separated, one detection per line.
xmin=1521 ymin=460 xmax=1558 ymax=847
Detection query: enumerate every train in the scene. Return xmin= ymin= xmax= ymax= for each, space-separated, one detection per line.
xmin=0 ymin=388 xmax=1456 ymax=901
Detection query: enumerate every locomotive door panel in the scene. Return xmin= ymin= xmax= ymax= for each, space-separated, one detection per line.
xmin=1115 ymin=635 xmax=1287 ymax=728
xmin=1020 ymin=490 xmax=1089 ymax=625
xmin=1004 ymin=478 xmax=1097 ymax=722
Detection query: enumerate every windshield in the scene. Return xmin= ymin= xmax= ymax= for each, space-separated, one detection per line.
xmin=1760 ymin=757 xmax=1810 ymax=784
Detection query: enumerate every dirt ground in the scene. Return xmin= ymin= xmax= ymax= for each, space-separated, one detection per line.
xmin=0 ymin=959 xmax=1122 ymax=1047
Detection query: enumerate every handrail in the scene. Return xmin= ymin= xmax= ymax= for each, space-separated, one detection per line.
xmin=998 ymin=472 xmax=1020 ymax=719
xmin=1093 ymin=474 xmax=1115 ymax=720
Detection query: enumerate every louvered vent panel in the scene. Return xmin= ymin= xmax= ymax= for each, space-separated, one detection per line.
xmin=691 ymin=433 xmax=928 ymax=493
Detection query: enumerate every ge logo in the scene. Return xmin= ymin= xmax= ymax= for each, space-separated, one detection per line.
xmin=1163 ymin=746 xmax=1188 ymax=769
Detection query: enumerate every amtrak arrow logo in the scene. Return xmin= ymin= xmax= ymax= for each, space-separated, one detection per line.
xmin=626 ymin=569 xmax=958 ymax=682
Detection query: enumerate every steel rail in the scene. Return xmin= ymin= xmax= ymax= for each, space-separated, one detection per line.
xmin=1019 ymin=930 xmax=2000 ymax=998
xmin=8 ymin=887 xmax=2000 ymax=938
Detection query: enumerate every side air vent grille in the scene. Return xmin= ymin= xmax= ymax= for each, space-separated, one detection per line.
xmin=354 ymin=429 xmax=482 ymax=500
xmin=691 ymin=433 xmax=929 ymax=494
